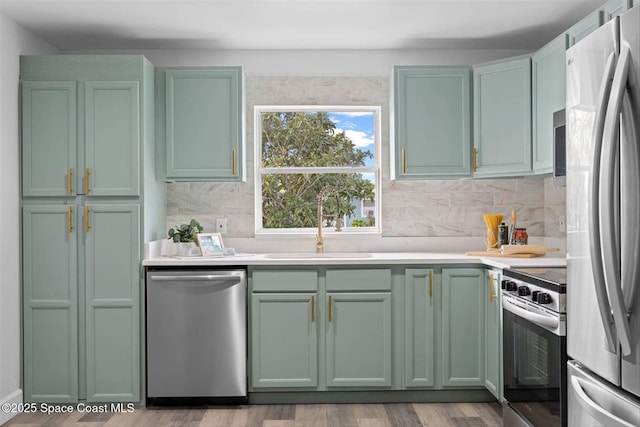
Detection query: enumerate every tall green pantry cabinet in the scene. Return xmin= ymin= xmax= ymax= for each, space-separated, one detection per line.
xmin=20 ymin=56 xmax=166 ymax=403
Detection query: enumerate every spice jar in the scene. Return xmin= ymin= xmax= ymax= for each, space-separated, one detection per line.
xmin=514 ymin=228 xmax=528 ymax=245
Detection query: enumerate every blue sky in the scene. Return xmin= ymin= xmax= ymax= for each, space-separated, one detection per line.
xmin=328 ymin=112 xmax=375 ymax=168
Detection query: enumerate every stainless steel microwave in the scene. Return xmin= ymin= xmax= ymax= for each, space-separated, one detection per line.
xmin=553 ymin=109 xmax=566 ymax=177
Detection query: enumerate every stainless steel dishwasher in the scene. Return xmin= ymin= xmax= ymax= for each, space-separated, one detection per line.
xmin=146 ymin=269 xmax=247 ymax=403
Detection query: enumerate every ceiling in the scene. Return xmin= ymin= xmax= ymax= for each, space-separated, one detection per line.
xmin=0 ymin=0 xmax=608 ymax=51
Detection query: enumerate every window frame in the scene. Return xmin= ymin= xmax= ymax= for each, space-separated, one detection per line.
xmin=254 ymin=105 xmax=382 ymax=235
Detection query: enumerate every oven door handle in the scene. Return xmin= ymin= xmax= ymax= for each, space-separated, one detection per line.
xmin=503 ymin=297 xmax=558 ymax=330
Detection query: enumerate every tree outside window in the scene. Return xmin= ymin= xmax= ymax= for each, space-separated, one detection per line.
xmin=255 ymin=106 xmax=380 ymax=232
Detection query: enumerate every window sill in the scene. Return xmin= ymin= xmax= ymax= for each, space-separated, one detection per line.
xmin=254 ymin=228 xmax=382 ymax=238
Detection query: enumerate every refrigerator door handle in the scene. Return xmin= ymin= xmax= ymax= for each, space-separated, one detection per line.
xmin=602 ymin=43 xmax=633 ymax=356
xmin=570 ymin=375 xmax=636 ymax=427
xmin=589 ymin=51 xmax=619 ymax=352
xmin=620 ymin=55 xmax=640 ymax=327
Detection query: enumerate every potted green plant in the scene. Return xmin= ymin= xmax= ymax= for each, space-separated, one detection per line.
xmin=167 ymin=219 xmax=203 ymax=256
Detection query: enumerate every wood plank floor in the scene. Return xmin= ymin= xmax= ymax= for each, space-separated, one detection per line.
xmin=3 ymin=402 xmax=503 ymax=427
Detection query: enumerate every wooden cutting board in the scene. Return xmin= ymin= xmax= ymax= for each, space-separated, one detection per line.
xmin=465 ymin=251 xmax=541 ymax=258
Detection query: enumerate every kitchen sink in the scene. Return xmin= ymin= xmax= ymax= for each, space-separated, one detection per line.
xmin=263 ymin=252 xmax=374 ymax=259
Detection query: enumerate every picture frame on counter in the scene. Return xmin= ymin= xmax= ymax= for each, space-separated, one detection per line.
xmin=196 ymin=232 xmax=225 ymax=257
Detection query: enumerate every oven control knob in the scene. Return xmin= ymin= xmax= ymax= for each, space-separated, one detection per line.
xmin=538 ymin=293 xmax=552 ymax=304
xmin=518 ymin=286 xmax=530 ymax=296
xmin=532 ymin=290 xmax=540 ymax=302
xmin=505 ymin=281 xmax=518 ymax=291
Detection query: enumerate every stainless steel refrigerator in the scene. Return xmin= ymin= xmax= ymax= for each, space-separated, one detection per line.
xmin=566 ymin=6 xmax=640 ymax=427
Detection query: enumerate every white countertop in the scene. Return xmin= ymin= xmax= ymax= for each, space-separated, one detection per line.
xmin=143 ymin=251 xmax=566 ymax=269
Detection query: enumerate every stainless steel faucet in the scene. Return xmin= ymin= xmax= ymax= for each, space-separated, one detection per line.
xmin=316 ymin=187 xmax=342 ymax=253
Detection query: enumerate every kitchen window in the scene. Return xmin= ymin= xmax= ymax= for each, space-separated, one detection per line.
xmin=254 ymin=106 xmax=381 ymax=233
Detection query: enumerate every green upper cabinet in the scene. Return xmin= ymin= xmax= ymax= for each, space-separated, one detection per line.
xmin=161 ymin=67 xmax=244 ymax=181
xmin=484 ymin=268 xmax=502 ymax=401
xmin=392 ymin=66 xmax=471 ymax=179
xmin=473 ymin=56 xmax=532 ymax=178
xmin=84 ymin=82 xmax=140 ymax=196
xmin=21 ymin=57 xmax=145 ymax=198
xmin=567 ymin=8 xmax=604 ymax=46
xmin=603 ymin=0 xmax=630 ymax=22
xmin=404 ymin=268 xmax=436 ymax=388
xmin=532 ymin=33 xmax=569 ymax=175
xmin=567 ymin=0 xmax=629 ymax=45
xmin=21 ymin=81 xmax=77 ymax=197
xmin=441 ymin=268 xmax=485 ymax=387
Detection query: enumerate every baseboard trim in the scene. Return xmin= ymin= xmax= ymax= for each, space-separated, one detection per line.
xmin=0 ymin=389 xmax=23 ymax=426
xmin=249 ymin=389 xmax=495 ymax=405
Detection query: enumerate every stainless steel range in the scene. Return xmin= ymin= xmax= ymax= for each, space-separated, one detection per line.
xmin=501 ymin=267 xmax=567 ymax=427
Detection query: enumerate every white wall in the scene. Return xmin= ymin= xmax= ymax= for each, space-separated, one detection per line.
xmin=0 ymin=12 xmax=58 ymax=424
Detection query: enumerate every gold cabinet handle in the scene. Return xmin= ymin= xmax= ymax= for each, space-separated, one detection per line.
xmin=84 ymin=168 xmax=90 ymax=195
xmin=328 ymin=295 xmax=332 ymax=322
xmin=311 ymin=295 xmax=315 ymax=322
xmin=429 ymin=270 xmax=433 ymax=298
xmin=489 ymin=273 xmax=498 ymax=302
xmin=85 ymin=205 xmax=90 ymax=233
xmin=67 ymin=206 xmax=73 ymax=233
xmin=473 ymin=147 xmax=478 ymax=172
xmin=401 ymin=148 xmax=407 ymax=174
xmin=68 ymin=168 xmax=73 ymax=195
xmin=232 ymin=150 xmax=236 ymax=176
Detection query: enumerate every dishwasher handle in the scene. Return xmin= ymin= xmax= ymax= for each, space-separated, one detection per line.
xmin=149 ymin=274 xmax=243 ymax=284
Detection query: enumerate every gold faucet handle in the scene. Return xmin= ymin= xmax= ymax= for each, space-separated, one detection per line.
xmin=335 ymin=215 xmax=342 ymax=232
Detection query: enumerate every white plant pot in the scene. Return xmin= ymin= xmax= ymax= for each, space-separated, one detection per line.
xmin=176 ymin=242 xmax=198 ymax=256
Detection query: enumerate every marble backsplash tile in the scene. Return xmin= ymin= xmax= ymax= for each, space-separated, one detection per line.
xmin=167 ymin=177 xmax=565 ymax=239
xmin=166 ymin=75 xmax=567 ymax=240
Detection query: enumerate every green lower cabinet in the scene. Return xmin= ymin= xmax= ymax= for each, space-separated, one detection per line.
xmin=484 ymin=269 xmax=503 ymax=401
xmin=404 ymin=269 xmax=435 ymax=388
xmin=251 ymin=293 xmax=318 ymax=388
xmin=23 ymin=203 xmax=141 ymax=403
xmin=23 ymin=205 xmax=79 ymax=403
xmin=84 ymin=204 xmax=141 ymax=402
xmin=326 ymin=292 xmax=392 ymax=387
xmin=441 ymin=268 xmax=485 ymax=387
xmin=250 ymin=266 xmax=503 ymax=396
xmin=250 ymin=267 xmax=393 ymax=391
